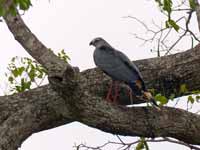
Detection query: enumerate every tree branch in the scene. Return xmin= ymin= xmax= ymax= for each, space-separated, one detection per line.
xmin=0 ymin=84 xmax=200 ymax=150
xmin=194 ymin=0 xmax=200 ymax=32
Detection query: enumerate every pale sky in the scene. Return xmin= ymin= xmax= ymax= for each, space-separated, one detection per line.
xmin=0 ymin=0 xmax=199 ymax=150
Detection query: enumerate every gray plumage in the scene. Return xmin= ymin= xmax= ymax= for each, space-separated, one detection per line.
xmin=90 ymin=37 xmax=159 ymax=107
xmin=90 ymin=37 xmax=146 ymax=94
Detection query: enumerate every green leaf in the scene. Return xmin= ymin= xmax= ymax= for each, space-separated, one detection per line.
xmin=195 ymin=95 xmax=200 ymax=102
xmin=155 ymin=93 xmax=168 ymax=105
xmin=12 ymin=69 xmax=19 ymax=77
xmin=168 ymin=19 xmax=179 ymax=31
xmin=189 ymin=0 xmax=196 ymax=10
xmin=15 ymin=85 xmax=22 ymax=92
xmin=0 ymin=5 xmax=5 ymax=16
xmin=8 ymin=76 xmax=14 ymax=84
xmin=17 ymin=0 xmax=32 ymax=10
xmin=20 ymin=78 xmax=31 ymax=91
xmin=136 ymin=141 xmax=144 ymax=150
xmin=57 ymin=49 xmax=70 ymax=62
xmin=9 ymin=5 xmax=17 ymax=16
xmin=180 ymin=84 xmax=188 ymax=94
xmin=18 ymin=67 xmax=25 ymax=76
xmin=163 ymin=0 xmax=172 ymax=14
xmin=136 ymin=138 xmax=149 ymax=150
xmin=192 ymin=90 xmax=200 ymax=94
xmin=11 ymin=67 xmax=25 ymax=77
xmin=28 ymin=68 xmax=36 ymax=81
xmin=188 ymin=95 xmax=195 ymax=104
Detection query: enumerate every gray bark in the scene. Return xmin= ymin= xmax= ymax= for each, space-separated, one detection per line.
xmin=1 ymin=2 xmax=200 ymax=150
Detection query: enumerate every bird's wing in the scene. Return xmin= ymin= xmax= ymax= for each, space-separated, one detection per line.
xmin=94 ymin=46 xmax=138 ymax=81
xmin=94 ymin=46 xmax=146 ymax=91
xmin=115 ymin=50 xmax=143 ymax=80
xmin=93 ymin=46 xmax=116 ymax=78
xmin=114 ymin=49 xmax=146 ymax=91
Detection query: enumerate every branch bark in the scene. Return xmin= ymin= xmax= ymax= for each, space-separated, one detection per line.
xmin=194 ymin=0 xmax=200 ymax=32
xmin=1 ymin=3 xmax=200 ymax=150
xmin=0 ymin=84 xmax=200 ymax=150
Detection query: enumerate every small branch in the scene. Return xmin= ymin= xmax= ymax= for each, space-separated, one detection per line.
xmin=165 ymin=31 xmax=187 ymax=55
xmin=75 ymin=137 xmax=200 ymax=150
xmin=194 ymin=0 xmax=200 ymax=32
xmin=164 ymin=138 xmax=200 ymax=150
xmin=123 ymin=16 xmax=156 ymax=34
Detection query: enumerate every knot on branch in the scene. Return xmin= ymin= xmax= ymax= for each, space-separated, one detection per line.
xmin=48 ymin=65 xmax=80 ymax=99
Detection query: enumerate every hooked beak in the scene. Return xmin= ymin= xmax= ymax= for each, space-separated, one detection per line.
xmin=89 ymin=39 xmax=95 ymax=46
xmin=89 ymin=41 xmax=93 ymax=46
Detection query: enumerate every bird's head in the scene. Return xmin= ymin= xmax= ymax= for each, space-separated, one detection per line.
xmin=89 ymin=37 xmax=111 ymax=48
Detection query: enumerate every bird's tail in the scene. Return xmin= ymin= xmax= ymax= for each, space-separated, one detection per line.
xmin=143 ymin=91 xmax=160 ymax=110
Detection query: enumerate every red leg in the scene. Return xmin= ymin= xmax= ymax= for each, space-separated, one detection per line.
xmin=106 ymin=81 xmax=114 ymax=102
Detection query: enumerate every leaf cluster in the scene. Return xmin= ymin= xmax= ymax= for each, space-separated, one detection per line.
xmin=136 ymin=137 xmax=149 ymax=150
xmin=155 ymin=0 xmax=196 ymax=32
xmin=0 ymin=0 xmax=32 ymax=17
xmin=5 ymin=49 xmax=70 ymax=93
xmin=6 ymin=56 xmax=47 ymax=93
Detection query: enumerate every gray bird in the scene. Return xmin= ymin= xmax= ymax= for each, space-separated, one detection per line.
xmin=89 ymin=37 xmax=159 ymax=107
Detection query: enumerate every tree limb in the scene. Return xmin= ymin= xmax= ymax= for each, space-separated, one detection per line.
xmin=0 ymin=84 xmax=200 ymax=150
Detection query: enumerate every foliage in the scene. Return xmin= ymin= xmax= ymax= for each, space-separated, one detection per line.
xmin=57 ymin=49 xmax=71 ymax=62
xmin=0 ymin=0 xmax=32 ymax=17
xmin=154 ymin=93 xmax=168 ymax=105
xmin=5 ymin=49 xmax=70 ymax=93
xmin=179 ymin=84 xmax=188 ymax=94
xmin=5 ymin=56 xmax=47 ymax=93
xmin=154 ymin=0 xmax=179 ymax=31
xmin=136 ymin=138 xmax=149 ymax=150
xmin=150 ymin=83 xmax=200 ymax=107
xmin=126 ymin=0 xmax=200 ymax=57
xmin=154 ymin=0 xmax=196 ymax=31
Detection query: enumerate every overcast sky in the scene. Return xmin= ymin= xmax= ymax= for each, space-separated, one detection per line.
xmin=0 ymin=0 xmax=199 ymax=150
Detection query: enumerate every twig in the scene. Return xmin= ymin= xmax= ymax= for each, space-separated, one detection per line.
xmin=75 ymin=137 xmax=200 ymax=150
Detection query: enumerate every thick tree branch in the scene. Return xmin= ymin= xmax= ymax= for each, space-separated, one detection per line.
xmin=0 ymin=84 xmax=200 ymax=150
xmin=0 ymin=85 xmax=73 ymax=150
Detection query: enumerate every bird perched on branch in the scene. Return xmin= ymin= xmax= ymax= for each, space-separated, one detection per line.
xmin=89 ymin=37 xmax=159 ymax=108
